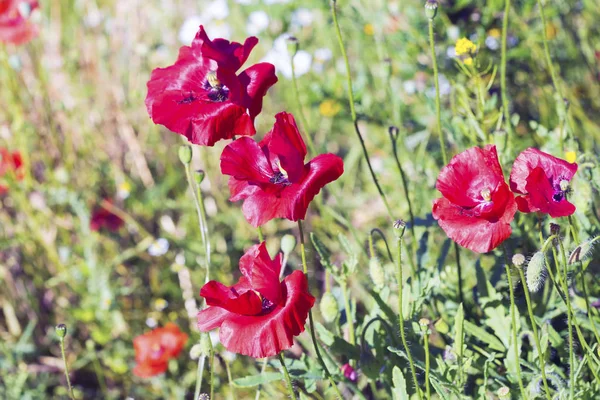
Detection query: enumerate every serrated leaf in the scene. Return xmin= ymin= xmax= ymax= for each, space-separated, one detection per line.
xmin=392 ymin=366 xmax=409 ymax=400
xmin=463 ymin=320 xmax=505 ymax=352
xmin=310 ymin=233 xmax=333 ymax=269
xmin=233 ymin=372 xmax=282 ymax=387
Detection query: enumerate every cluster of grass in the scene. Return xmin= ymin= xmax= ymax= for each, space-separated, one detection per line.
xmin=1 ymin=0 xmax=600 ymax=398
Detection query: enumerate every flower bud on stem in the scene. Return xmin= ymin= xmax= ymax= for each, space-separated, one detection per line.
xmin=56 ymin=324 xmax=75 ymax=400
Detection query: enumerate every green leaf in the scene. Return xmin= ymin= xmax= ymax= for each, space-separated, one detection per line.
xmin=392 ymin=366 xmax=409 ymax=400
xmin=233 ymin=372 xmax=282 ymax=388
xmin=463 ymin=320 xmax=506 ymax=352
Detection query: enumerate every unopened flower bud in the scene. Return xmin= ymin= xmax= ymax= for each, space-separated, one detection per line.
xmin=568 ymin=237 xmax=598 ymax=265
xmin=286 ymin=36 xmax=299 ymax=57
xmin=280 ymin=234 xmax=296 ymax=255
xmin=199 ymin=333 xmax=212 ymax=356
xmin=319 ymin=292 xmax=339 ymax=323
xmin=56 ymin=324 xmax=67 ymax=339
xmin=341 ymin=363 xmax=358 ymax=383
xmin=190 ymin=344 xmax=203 ymax=360
xmin=369 ymin=257 xmax=385 ymax=289
xmin=195 ymin=170 xmax=205 ymax=185
xmin=424 ymin=0 xmax=438 ymax=19
xmin=512 ymin=253 xmax=525 ymax=267
xmin=198 ymin=394 xmax=210 ymax=400
xmin=178 ymin=145 xmax=192 ymax=164
xmin=550 ymin=222 xmax=561 ymax=236
xmin=419 ymin=318 xmax=430 ymax=332
xmin=526 ymin=252 xmax=546 ymax=293
xmin=388 ymin=126 xmax=399 ymax=140
xmin=497 ymin=386 xmax=510 ymax=400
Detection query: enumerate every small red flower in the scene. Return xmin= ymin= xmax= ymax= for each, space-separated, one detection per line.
xmin=509 ymin=148 xmax=578 ymax=218
xmin=0 ymin=0 xmax=39 ymax=45
xmin=341 ymin=363 xmax=358 ymax=382
xmin=145 ymin=25 xmax=277 ymax=146
xmin=197 ymin=242 xmax=315 ymax=358
xmin=90 ymin=199 xmax=124 ymax=232
xmin=432 ymin=145 xmax=517 ymax=253
xmin=133 ymin=323 xmax=188 ymax=378
xmin=0 ymin=147 xmax=23 ymax=194
xmin=220 ymin=112 xmax=344 ymax=227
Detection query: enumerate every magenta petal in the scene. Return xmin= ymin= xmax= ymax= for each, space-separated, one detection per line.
xmin=194 ymin=25 xmax=259 ymax=71
xmin=200 ymin=281 xmax=263 ymax=316
xmin=221 ymin=137 xmax=274 ymax=184
xmin=509 ymin=148 xmax=577 ymax=194
xmin=238 ymin=63 xmax=279 ymax=120
xmin=524 ymin=167 xmax=576 ymax=217
xmin=262 ymin=112 xmax=307 ymax=182
xmin=238 ymin=243 xmax=283 ymax=304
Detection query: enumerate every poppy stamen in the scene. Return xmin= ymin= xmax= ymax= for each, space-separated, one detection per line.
xmin=480 ymin=188 xmax=492 ymax=202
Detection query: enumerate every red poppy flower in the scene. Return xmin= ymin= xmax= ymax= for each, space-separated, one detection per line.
xmin=90 ymin=199 xmax=124 ymax=232
xmin=133 ymin=323 xmax=188 ymax=378
xmin=0 ymin=147 xmax=23 ymax=194
xmin=220 ymin=112 xmax=344 ymax=227
xmin=432 ymin=145 xmax=517 ymax=253
xmin=509 ymin=148 xmax=578 ymax=218
xmin=145 ymin=25 xmax=277 ymax=146
xmin=341 ymin=363 xmax=358 ymax=382
xmin=197 ymin=242 xmax=315 ymax=358
xmin=0 ymin=0 xmax=39 ymax=45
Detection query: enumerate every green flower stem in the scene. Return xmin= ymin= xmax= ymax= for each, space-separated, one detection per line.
xmin=423 ymin=329 xmax=431 ymax=400
xmin=278 ymin=353 xmax=298 ymax=400
xmin=396 ymin=234 xmax=422 ymax=400
xmin=330 ymin=0 xmax=394 ymax=221
xmin=536 ymin=0 xmax=562 ymax=99
xmin=428 ymin=18 xmax=448 ymax=166
xmin=340 ymin=280 xmax=356 ymax=367
xmin=298 ymin=221 xmax=343 ymax=399
xmin=557 ymin=239 xmax=575 ymax=399
xmin=59 ymin=338 xmax=75 ymax=400
xmin=500 ymin=0 xmax=514 ymax=143
xmin=454 ymin=242 xmax=464 ymax=306
xmin=183 ymin=161 xmax=214 ymax=399
xmin=579 ymin=264 xmax=600 ymax=345
xmin=388 ymin=128 xmax=418 ymax=272
xmin=290 ymin=51 xmax=316 ymax=155
xmin=254 ymin=359 xmax=269 ymax=400
xmin=516 ymin=267 xmax=552 ymax=400
xmin=257 ymin=226 xmax=264 ymax=243
xmin=505 ymin=264 xmax=527 ymax=399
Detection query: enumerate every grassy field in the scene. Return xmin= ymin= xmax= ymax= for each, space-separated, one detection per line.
xmin=2 ymin=0 xmax=600 ymax=398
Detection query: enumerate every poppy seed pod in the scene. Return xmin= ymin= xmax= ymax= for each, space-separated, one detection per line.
xmin=526 ymin=252 xmax=546 ymax=293
xmin=369 ymin=257 xmax=385 ymax=289
xmin=319 ymin=292 xmax=339 ymax=323
xmin=424 ymin=0 xmax=438 ymax=19
xmin=280 ymin=234 xmax=296 ymax=255
xmin=178 ymin=145 xmax=192 ymax=164
xmin=55 ymin=324 xmax=67 ymax=339
xmin=512 ymin=253 xmax=526 ymax=267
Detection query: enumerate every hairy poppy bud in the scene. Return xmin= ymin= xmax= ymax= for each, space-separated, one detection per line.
xmin=281 ymin=234 xmax=296 ymax=255
xmin=195 ymin=170 xmax=205 ymax=185
xmin=55 ymin=324 xmax=67 ymax=339
xmin=419 ymin=318 xmax=430 ymax=331
xmin=320 ymin=292 xmax=339 ymax=323
xmin=178 ymin=145 xmax=192 ymax=164
xmin=425 ymin=0 xmax=438 ymax=19
xmin=393 ymin=219 xmax=406 ymax=238
xmin=526 ymin=252 xmax=546 ymax=293
xmin=497 ymin=387 xmax=510 ymax=400
xmin=568 ymin=237 xmax=598 ymax=265
xmin=369 ymin=257 xmax=385 ymax=290
xmin=512 ymin=253 xmax=525 ymax=267
xmin=286 ymin=36 xmax=299 ymax=57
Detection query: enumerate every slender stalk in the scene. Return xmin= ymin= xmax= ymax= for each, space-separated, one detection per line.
xmin=298 ymin=221 xmax=343 ymax=399
xmin=536 ymin=0 xmax=562 ymax=99
xmin=516 ymin=267 xmax=552 ymax=400
xmin=557 ymin=239 xmax=575 ymax=399
xmin=454 ymin=242 xmax=464 ymax=306
xmin=254 ymin=359 xmax=268 ymax=400
xmin=290 ymin=48 xmax=316 ymax=155
xmin=224 ymin=357 xmax=236 ymax=399
xmin=500 ymin=0 xmax=514 ymax=143
xmin=423 ymin=327 xmax=431 ymax=400
xmin=579 ymin=265 xmax=600 ymax=345
xmin=194 ymin=356 xmax=205 ymax=400
xmin=278 ymin=353 xmax=298 ymax=400
xmin=257 ymin=226 xmax=264 ymax=243
xmin=396 ymin=233 xmax=422 ymax=400
xmin=428 ymin=18 xmax=448 ymax=166
xmin=330 ymin=0 xmax=394 ymax=220
xmin=57 ymin=332 xmax=75 ymax=400
xmin=505 ymin=264 xmax=527 ymax=399
xmin=340 ymin=281 xmax=356 ymax=367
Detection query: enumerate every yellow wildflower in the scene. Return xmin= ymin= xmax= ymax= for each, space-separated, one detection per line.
xmin=546 ymin=23 xmax=557 ymax=40
xmin=319 ymin=99 xmax=342 ymax=118
xmin=364 ymin=23 xmax=375 ymax=36
xmin=463 ymin=57 xmax=473 ymax=66
xmin=565 ymin=151 xmax=576 ymax=164
xmin=455 ymin=37 xmax=477 ymax=56
xmin=488 ymin=28 xmax=501 ymax=38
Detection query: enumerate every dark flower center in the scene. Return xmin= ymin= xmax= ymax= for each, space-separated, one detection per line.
xmin=203 ymin=71 xmax=229 ymax=102
xmin=261 ymin=297 xmax=276 ymax=313
xmin=552 ymin=178 xmax=570 ymax=202
xmin=269 ymin=171 xmax=291 ymax=186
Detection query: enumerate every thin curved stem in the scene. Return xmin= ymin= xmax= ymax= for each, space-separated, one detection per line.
xmin=423 ymin=329 xmax=431 ymax=400
xmin=428 ymin=18 xmax=448 ymax=166
xmin=500 ymin=0 xmax=514 ymax=143
xmin=536 ymin=0 xmax=562 ymax=99
xmin=59 ymin=338 xmax=75 ymax=400
xmin=558 ymin=239 xmax=575 ymax=399
xmin=516 ymin=267 xmax=552 ymax=400
xmin=330 ymin=0 xmax=394 ymax=220
xmin=370 ymin=228 xmax=394 ymax=264
xmin=396 ymin=235 xmax=422 ymax=400
xmin=298 ymin=221 xmax=343 ymax=399
xmin=505 ymin=264 xmax=527 ymax=399
xmin=278 ymin=353 xmax=298 ymax=400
